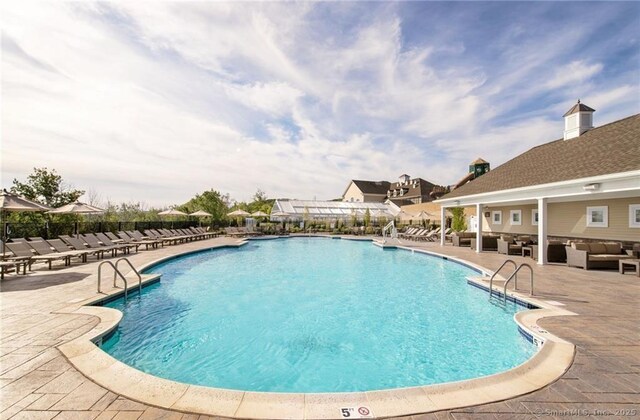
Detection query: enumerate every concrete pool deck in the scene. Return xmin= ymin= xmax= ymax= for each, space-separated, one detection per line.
xmin=1 ymin=236 xmax=638 ymax=419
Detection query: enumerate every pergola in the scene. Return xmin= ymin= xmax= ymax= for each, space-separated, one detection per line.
xmin=270 ymin=199 xmax=397 ymax=221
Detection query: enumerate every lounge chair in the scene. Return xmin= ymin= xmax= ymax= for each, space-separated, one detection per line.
xmin=1 ymin=260 xmax=28 ymax=280
xmin=60 ymin=236 xmax=106 ymax=259
xmin=5 ymin=241 xmax=68 ymax=270
xmin=96 ymin=232 xmax=142 ymax=252
xmin=119 ymin=231 xmax=163 ymax=248
xmin=82 ymin=233 xmax=134 ymax=255
xmin=404 ymin=229 xmax=427 ymax=241
xmin=142 ymin=230 xmax=181 ymax=246
xmin=48 ymin=239 xmax=91 ymax=262
xmin=421 ymin=227 xmax=441 ymax=241
xmin=28 ymin=239 xmax=88 ymax=266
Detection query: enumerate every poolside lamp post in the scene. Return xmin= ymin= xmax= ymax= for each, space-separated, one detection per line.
xmin=47 ymin=201 xmax=105 ymax=238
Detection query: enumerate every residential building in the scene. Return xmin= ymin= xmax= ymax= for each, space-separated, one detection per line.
xmin=342 ymin=180 xmax=391 ymax=203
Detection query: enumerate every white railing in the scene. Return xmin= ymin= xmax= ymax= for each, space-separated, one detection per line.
xmin=382 ymin=220 xmax=395 ymax=243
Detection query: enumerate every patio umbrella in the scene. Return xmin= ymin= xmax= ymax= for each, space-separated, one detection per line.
xmin=415 ymin=210 xmax=435 ymax=220
xmin=271 ymin=211 xmax=290 ymax=218
xmin=189 ymin=210 xmax=212 ymax=227
xmin=251 ymin=211 xmax=269 ymax=218
xmin=158 ymin=209 xmax=187 ymax=228
xmin=48 ymin=201 xmax=105 ymax=238
xmin=158 ymin=209 xmax=187 ymax=216
xmin=227 ymin=209 xmax=250 ymax=227
xmin=227 ymin=209 xmax=251 ymax=217
xmin=189 ymin=210 xmax=212 ymax=217
xmin=1 ymin=189 xmax=51 ymax=260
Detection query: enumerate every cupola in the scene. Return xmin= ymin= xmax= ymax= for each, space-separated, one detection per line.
xmin=469 ymin=158 xmax=490 ymax=179
xmin=563 ymin=100 xmax=595 ymax=140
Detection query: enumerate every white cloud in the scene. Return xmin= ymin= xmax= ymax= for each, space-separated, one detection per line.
xmin=545 ymin=60 xmax=604 ymax=90
xmin=1 ymin=1 xmax=638 ymax=206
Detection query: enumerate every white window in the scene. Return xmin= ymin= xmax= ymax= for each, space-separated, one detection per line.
xmin=630 ymin=204 xmax=640 ymax=228
xmin=531 ymin=209 xmax=539 ymax=226
xmin=510 ymin=210 xmax=522 ymax=225
xmin=586 ymin=206 xmax=608 ymax=228
xmin=492 ymin=210 xmax=502 ymax=225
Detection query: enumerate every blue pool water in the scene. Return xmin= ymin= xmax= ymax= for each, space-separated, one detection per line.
xmin=101 ymin=238 xmax=536 ymax=392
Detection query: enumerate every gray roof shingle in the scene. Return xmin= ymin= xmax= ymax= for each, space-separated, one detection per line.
xmin=441 ymin=114 xmax=640 ymax=200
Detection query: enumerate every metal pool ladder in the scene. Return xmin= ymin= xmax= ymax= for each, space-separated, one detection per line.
xmin=97 ymin=258 xmax=142 ymax=300
xmin=382 ymin=220 xmax=395 ymax=243
xmin=488 ymin=259 xmax=534 ymax=303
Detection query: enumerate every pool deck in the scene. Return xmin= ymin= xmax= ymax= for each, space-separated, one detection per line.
xmin=1 ymin=236 xmax=638 ymax=419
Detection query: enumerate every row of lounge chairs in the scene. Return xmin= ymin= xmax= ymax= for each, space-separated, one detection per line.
xmin=399 ymin=227 xmax=451 ymax=242
xmin=0 ymin=227 xmax=216 ymax=278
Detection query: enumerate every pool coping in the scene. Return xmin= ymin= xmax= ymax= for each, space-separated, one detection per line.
xmin=56 ymin=237 xmax=577 ymax=420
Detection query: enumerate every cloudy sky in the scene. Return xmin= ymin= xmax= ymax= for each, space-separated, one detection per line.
xmin=2 ymin=1 xmax=638 ymax=207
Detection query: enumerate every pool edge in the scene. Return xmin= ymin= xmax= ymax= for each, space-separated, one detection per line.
xmin=56 ymin=238 xmax=577 ymax=420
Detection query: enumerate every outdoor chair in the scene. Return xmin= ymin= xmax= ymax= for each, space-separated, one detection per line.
xmin=82 ymin=233 xmax=132 ymax=255
xmin=497 ymin=235 xmax=523 ymax=255
xmin=29 ymin=239 xmax=88 ymax=266
xmin=121 ymin=231 xmax=163 ymax=248
xmin=143 ymin=230 xmax=182 ymax=245
xmin=5 ymin=241 xmax=67 ymax=270
xmin=96 ymin=232 xmax=142 ymax=252
xmin=48 ymin=239 xmax=90 ymax=262
xmin=60 ymin=236 xmax=106 ymax=260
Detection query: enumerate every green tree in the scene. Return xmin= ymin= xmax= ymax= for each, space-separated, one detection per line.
xmin=450 ymin=207 xmax=467 ymax=232
xmin=8 ymin=168 xmax=85 ymax=229
xmin=12 ymin=167 xmax=84 ymax=207
xmin=177 ymin=189 xmax=230 ymax=224
xmin=364 ymin=208 xmax=371 ymax=227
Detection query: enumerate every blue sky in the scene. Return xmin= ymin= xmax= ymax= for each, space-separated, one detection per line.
xmin=2 ymin=1 xmax=638 ymax=206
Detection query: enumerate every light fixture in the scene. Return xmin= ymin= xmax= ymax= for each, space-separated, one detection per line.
xmin=583 ymin=183 xmax=601 ymax=191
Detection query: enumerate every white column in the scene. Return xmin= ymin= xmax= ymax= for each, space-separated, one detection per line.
xmin=440 ymin=205 xmax=446 ymax=246
xmin=475 ymin=203 xmax=483 ymax=253
xmin=537 ymin=198 xmax=548 ymax=265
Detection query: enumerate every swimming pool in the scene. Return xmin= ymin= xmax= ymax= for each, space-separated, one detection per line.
xmin=100 ymin=237 xmax=536 ymax=393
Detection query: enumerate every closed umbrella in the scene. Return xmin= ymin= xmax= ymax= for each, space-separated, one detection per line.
xmin=1 ymin=189 xmax=51 ymax=260
xmin=48 ymin=201 xmax=105 ymax=238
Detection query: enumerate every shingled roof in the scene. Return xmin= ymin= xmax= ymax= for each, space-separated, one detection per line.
xmin=442 ymin=114 xmax=640 ymax=200
xmin=351 ymin=180 xmax=391 ymax=195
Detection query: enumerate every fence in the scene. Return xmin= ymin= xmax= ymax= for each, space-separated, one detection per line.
xmin=3 ymin=221 xmax=204 ymax=240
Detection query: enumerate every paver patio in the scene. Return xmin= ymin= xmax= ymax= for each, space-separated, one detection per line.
xmin=1 ymin=236 xmax=638 ymax=419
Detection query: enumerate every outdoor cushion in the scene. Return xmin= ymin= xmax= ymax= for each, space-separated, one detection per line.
xmin=572 ymin=242 xmax=589 ymax=251
xmin=548 ymin=240 xmax=563 ymax=245
xmin=517 ymin=235 xmax=531 ymax=243
xmin=589 ymin=243 xmax=607 ymax=254
xmin=589 ymin=254 xmax=633 ymax=262
xmin=603 ymin=242 xmax=621 ymax=254
xmin=501 ymin=234 xmax=514 ymax=242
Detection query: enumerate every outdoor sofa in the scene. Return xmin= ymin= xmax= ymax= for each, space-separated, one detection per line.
xmin=451 ymin=232 xmax=475 ymax=247
xmin=566 ymin=241 xmax=634 ymax=270
xmin=470 ymin=235 xmax=499 ymax=251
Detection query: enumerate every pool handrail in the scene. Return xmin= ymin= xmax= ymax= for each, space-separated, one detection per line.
xmin=489 ymin=259 xmax=517 ymax=298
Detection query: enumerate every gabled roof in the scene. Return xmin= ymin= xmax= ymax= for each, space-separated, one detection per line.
xmin=350 ymin=180 xmax=391 ymax=195
xmin=563 ymin=100 xmax=596 ymax=117
xmin=388 ymin=178 xmax=438 ymax=199
xmin=441 ymin=114 xmax=640 ymax=200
